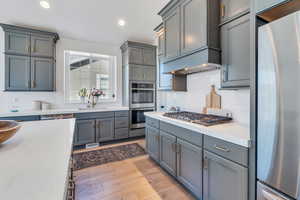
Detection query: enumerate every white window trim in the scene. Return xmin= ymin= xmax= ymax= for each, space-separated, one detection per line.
xmin=64 ymin=50 xmax=117 ymax=104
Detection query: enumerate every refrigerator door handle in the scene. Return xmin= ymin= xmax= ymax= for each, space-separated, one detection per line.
xmin=262 ymin=190 xmax=284 ymax=200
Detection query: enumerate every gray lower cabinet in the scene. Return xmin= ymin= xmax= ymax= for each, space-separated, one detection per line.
xmin=203 ymin=150 xmax=248 ymax=200
xmin=5 ymin=31 xmax=31 ymax=55
xmin=164 ymin=7 xmax=181 ymax=60
xmin=221 ymin=14 xmax=250 ymax=88
xmin=74 ymin=120 xmax=95 ymax=146
xmin=255 ymin=0 xmax=287 ymax=13
xmin=31 ymin=57 xmax=54 ymax=91
xmin=146 ymin=126 xmax=160 ymax=162
xmin=31 ymin=35 xmax=54 ymax=58
xmin=5 ymin=54 xmax=31 ymax=91
xmin=160 ymin=131 xmax=177 ymax=176
xmin=96 ymin=118 xmax=115 ymax=142
xmin=220 ymin=0 xmax=250 ymax=23
xmin=177 ymin=139 xmax=203 ymax=199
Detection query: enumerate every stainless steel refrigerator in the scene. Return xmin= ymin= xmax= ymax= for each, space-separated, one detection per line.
xmin=257 ymin=10 xmax=300 ymax=200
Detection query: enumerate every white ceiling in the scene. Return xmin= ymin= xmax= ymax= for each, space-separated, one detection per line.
xmin=0 ymin=0 xmax=169 ymax=45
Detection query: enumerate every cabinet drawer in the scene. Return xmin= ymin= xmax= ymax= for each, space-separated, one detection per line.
xmin=115 ymin=128 xmax=129 ymax=139
xmin=160 ymin=121 xmax=203 ymax=147
xmin=115 ymin=111 xmax=129 ymax=117
xmin=130 ymin=128 xmax=145 ymax=137
xmin=204 ymin=135 xmax=248 ymax=166
xmin=115 ymin=117 xmax=129 ymax=129
xmin=146 ymin=117 xmax=159 ymax=129
xmin=75 ymin=112 xmax=114 ymax=120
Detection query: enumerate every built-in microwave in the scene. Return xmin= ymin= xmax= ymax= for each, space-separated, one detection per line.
xmin=130 ymin=108 xmax=154 ymax=129
xmin=130 ymin=82 xmax=155 ymax=108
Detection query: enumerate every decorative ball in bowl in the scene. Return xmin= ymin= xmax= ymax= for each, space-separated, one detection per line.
xmin=0 ymin=121 xmax=21 ymax=144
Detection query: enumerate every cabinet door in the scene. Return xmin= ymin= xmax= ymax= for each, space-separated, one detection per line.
xmin=203 ymin=151 xmax=248 ymax=200
xmin=160 ymin=131 xmax=177 ymax=176
xmin=31 ymin=57 xmax=54 ymax=91
xmin=177 ymin=139 xmax=203 ymax=199
xmin=221 ymin=14 xmax=250 ymax=88
xmin=158 ymin=57 xmax=172 ymax=90
xmin=181 ymin=0 xmax=207 ymax=54
xmin=74 ymin=120 xmax=95 ymax=146
xmin=129 ymin=65 xmax=144 ymax=81
xmin=31 ymin=35 xmax=54 ymax=58
xmin=142 ymin=48 xmax=156 ymax=66
xmin=158 ymin=31 xmax=165 ymax=56
xmin=5 ymin=31 xmax=31 ymax=55
xmin=129 ymin=47 xmax=143 ymax=64
xmin=146 ymin=126 xmax=160 ymax=162
xmin=255 ymin=0 xmax=287 ymax=13
xmin=220 ymin=0 xmax=250 ymax=23
xmin=143 ymin=66 xmax=156 ymax=82
xmin=96 ymin=118 xmax=115 ymax=142
xmin=164 ymin=7 xmax=181 ymax=60
xmin=5 ymin=55 xmax=30 ymax=91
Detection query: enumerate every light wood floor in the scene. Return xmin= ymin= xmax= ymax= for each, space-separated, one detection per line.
xmin=73 ymin=139 xmax=195 ymax=200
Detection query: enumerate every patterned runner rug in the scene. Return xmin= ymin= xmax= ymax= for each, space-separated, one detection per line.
xmin=73 ymin=143 xmax=146 ymax=170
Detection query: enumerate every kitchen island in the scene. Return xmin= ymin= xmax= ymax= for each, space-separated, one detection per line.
xmin=0 ymin=119 xmax=76 ymax=200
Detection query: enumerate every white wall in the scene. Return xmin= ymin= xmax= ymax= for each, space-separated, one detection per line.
xmin=0 ymin=37 xmax=123 ymax=112
xmin=157 ymin=70 xmax=250 ymax=126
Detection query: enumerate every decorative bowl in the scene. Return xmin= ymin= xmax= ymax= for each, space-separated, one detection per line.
xmin=0 ymin=121 xmax=21 ymax=144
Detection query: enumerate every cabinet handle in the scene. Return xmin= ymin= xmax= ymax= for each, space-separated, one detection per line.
xmin=171 ymin=143 xmax=176 ymax=152
xmin=155 ymin=135 xmax=159 ymax=141
xmin=176 ymin=143 xmax=181 ymax=153
xmin=214 ymin=144 xmax=230 ymax=152
xmin=221 ymin=4 xmax=225 ymax=18
xmin=31 ymin=80 xmax=36 ymax=88
xmin=26 ymin=46 xmax=30 ymax=53
xmin=203 ymin=157 xmax=209 ymax=170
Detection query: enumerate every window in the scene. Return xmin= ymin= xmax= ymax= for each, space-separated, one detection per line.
xmin=65 ymin=50 xmax=117 ymax=103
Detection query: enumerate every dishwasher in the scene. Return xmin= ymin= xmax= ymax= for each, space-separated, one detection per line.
xmin=40 ymin=114 xmax=75 ymax=120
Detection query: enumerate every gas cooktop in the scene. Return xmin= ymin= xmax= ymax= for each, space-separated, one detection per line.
xmin=163 ymin=111 xmax=232 ymax=126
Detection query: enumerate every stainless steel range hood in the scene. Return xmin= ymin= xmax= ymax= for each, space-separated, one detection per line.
xmin=165 ymin=63 xmax=221 ymax=75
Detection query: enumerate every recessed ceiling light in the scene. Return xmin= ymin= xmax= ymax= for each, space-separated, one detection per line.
xmin=118 ymin=19 xmax=126 ymax=27
xmin=40 ymin=0 xmax=50 ymax=9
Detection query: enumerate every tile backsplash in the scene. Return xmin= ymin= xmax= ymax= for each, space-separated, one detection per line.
xmin=157 ymin=70 xmax=250 ymax=126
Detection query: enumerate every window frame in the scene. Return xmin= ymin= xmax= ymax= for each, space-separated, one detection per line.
xmin=64 ymin=50 xmax=117 ymax=104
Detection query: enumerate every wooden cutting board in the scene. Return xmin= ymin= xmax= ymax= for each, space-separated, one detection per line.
xmin=203 ymin=85 xmax=221 ymax=114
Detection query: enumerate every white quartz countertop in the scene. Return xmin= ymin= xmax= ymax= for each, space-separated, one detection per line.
xmin=145 ymin=112 xmax=250 ymax=148
xmin=0 ymin=119 xmax=76 ymax=200
xmin=0 ymin=106 xmax=129 ymax=117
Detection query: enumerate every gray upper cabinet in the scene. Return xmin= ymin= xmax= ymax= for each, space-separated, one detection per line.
xmin=180 ymin=0 xmax=207 ymax=55
xmin=96 ymin=118 xmax=115 ymax=142
xmin=156 ymin=24 xmax=165 ymax=56
xmin=255 ymin=0 xmax=287 ymax=13
xmin=220 ymin=0 xmax=250 ymax=23
xmin=146 ymin=126 xmax=160 ymax=162
xmin=74 ymin=120 xmax=95 ymax=146
xmin=164 ymin=7 xmax=181 ymax=60
xmin=5 ymin=31 xmax=31 ymax=55
xmin=5 ymin=55 xmax=30 ymax=91
xmin=129 ymin=64 xmax=155 ymax=82
xmin=31 ymin=35 xmax=54 ymax=58
xmin=31 ymin=57 xmax=54 ymax=91
xmin=221 ymin=14 xmax=250 ymax=88
xmin=158 ymin=57 xmax=172 ymax=90
xmin=129 ymin=47 xmax=143 ymax=65
xmin=160 ymin=131 xmax=177 ymax=176
xmin=0 ymin=24 xmax=59 ymax=92
xmin=203 ymin=151 xmax=248 ymax=200
xmin=177 ymin=139 xmax=203 ymax=199
xmin=143 ymin=48 xmax=156 ymax=66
